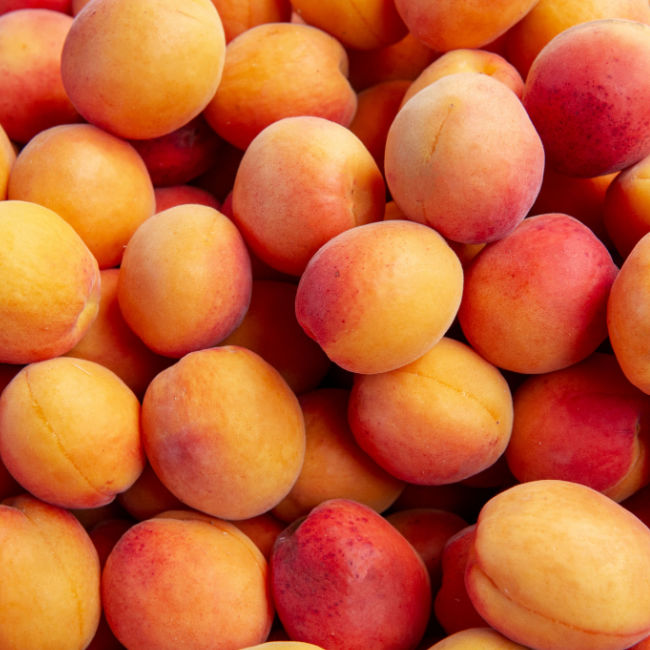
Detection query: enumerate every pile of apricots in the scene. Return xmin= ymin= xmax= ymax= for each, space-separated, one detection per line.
xmin=3 ymin=0 xmax=650 ymax=648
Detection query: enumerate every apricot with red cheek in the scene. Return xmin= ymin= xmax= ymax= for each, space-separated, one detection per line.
xmin=506 ymin=353 xmax=650 ymax=501
xmin=154 ymin=185 xmax=219 ymax=213
xmin=272 ymin=388 xmax=404 ymax=523
xmin=117 ymin=204 xmax=252 ymax=359
xmin=142 ymin=346 xmax=305 ymax=520
xmin=523 ymin=19 xmax=650 ymax=177
xmin=295 ymin=220 xmax=463 ymax=375
xmin=203 ymin=22 xmax=356 ymax=150
xmin=348 ymin=336 xmax=514 ymax=485
xmin=232 ymin=115 xmax=385 ymax=277
xmin=394 ymin=0 xmax=539 ymax=51
xmin=102 ymin=515 xmax=273 ymax=649
xmin=466 ymin=480 xmax=650 ymax=649
xmin=271 ymin=498 xmax=431 ymax=650
xmin=385 ymin=73 xmax=544 ymax=245
xmin=459 ymin=213 xmax=619 ymax=375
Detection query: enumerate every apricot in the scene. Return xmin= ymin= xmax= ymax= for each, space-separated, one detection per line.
xmin=385 ymin=72 xmax=544 ymax=245
xmin=348 ymin=79 xmax=409 ymax=172
xmin=65 ymin=269 xmax=171 ymax=399
xmin=102 ymin=514 xmax=273 ymax=649
xmin=232 ymin=115 xmax=385 ymax=276
xmin=608 ymin=232 xmax=650 ymax=394
xmin=506 ymin=353 xmax=650 ymax=502
xmin=348 ymin=336 xmax=513 ymax=484
xmin=466 ymin=480 xmax=650 ymax=649
xmin=295 ymin=220 xmax=464 ymax=375
xmin=222 ymin=280 xmax=331 ymax=395
xmin=399 ymin=48 xmax=524 ymax=109
xmin=154 ymin=185 xmax=220 ymax=213
xmin=0 ymin=357 xmax=144 ymax=509
xmin=290 ymin=0 xmax=407 ymax=50
xmin=523 ymin=19 xmax=650 ymax=177
xmin=347 ymin=30 xmax=437 ymax=91
xmin=211 ymin=0 xmax=292 ymax=42
xmin=385 ymin=507 xmax=467 ymax=591
xmin=271 ymin=498 xmax=431 ymax=650
xmin=61 ymin=0 xmax=226 ymax=139
xmin=272 ymin=388 xmax=404 ymax=522
xmin=0 ymin=8 xmax=80 ymax=144
xmin=117 ymin=203 xmax=252 ymax=359
xmin=393 ymin=0 xmax=539 ymax=51
xmin=8 ymin=123 xmax=156 ymax=269
xmin=603 ymin=153 xmax=650 ymax=258
xmin=129 ymin=115 xmax=223 ymax=188
xmin=2 ymin=0 xmax=71 ymax=11
xmin=0 ymin=200 xmax=100 ymax=365
xmin=242 ymin=644 xmax=325 ymax=650
xmin=142 ymin=345 xmax=305 ymax=520
xmin=458 ymin=213 xmax=619 ymax=375
xmin=426 ymin=628 xmax=529 ymax=649
xmin=0 ymin=494 xmax=101 ymax=649
xmin=203 ymin=22 xmax=357 ymax=149
xmin=231 ymin=512 xmax=286 ymax=560
xmin=505 ymin=0 xmax=650 ymax=78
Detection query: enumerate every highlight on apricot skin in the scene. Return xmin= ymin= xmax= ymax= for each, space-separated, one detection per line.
xmin=0 ymin=199 xmax=101 ymax=365
xmin=61 ymin=0 xmax=226 ymax=140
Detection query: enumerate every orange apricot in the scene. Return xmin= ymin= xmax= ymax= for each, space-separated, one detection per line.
xmin=211 ymin=0 xmax=292 ymax=42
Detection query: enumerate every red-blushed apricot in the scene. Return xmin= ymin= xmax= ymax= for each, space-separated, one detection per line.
xmin=505 ymin=353 xmax=650 ymax=502
xmin=211 ymin=0 xmax=292 ymax=42
xmin=102 ymin=515 xmax=273 ymax=649
xmin=433 ymin=525 xmax=488 ymax=635
xmin=458 ymin=213 xmax=619 ymax=375
xmin=203 ymin=22 xmax=357 ymax=150
xmin=394 ymin=0 xmax=539 ymax=51
xmin=290 ymin=0 xmax=407 ymax=50
xmin=129 ymin=115 xmax=223 ymax=188
xmin=0 ymin=200 xmax=100 ymax=365
xmin=505 ymin=0 xmax=650 ymax=78
xmin=426 ymin=628 xmax=529 ymax=649
xmin=466 ymin=480 xmax=650 ymax=649
xmin=523 ymin=19 xmax=650 ymax=177
xmin=272 ymin=388 xmax=404 ymax=523
xmin=2 ymin=0 xmax=71 ymax=11
xmin=117 ymin=204 xmax=252 ymax=359
xmin=154 ymin=185 xmax=220 ymax=213
xmin=271 ymin=498 xmax=431 ymax=649
xmin=604 ymin=154 xmax=650 ymax=259
xmin=232 ymin=116 xmax=385 ymax=276
xmin=348 ymin=79 xmax=409 ymax=172
xmin=0 ymin=494 xmax=101 ymax=649
xmin=242 ymin=643 xmax=325 ymax=649
xmin=385 ymin=72 xmax=544 ymax=245
xmin=61 ymin=0 xmax=225 ymax=140
xmin=399 ymin=48 xmax=524 ymax=110
xmin=347 ymin=30 xmax=437 ymax=91
xmin=222 ymin=280 xmax=331 ymax=395
xmin=117 ymin=462 xmax=184 ymax=521
xmin=142 ymin=345 xmax=305 ymax=520
xmin=65 ymin=269 xmax=171 ymax=400
xmin=385 ymin=507 xmax=467 ymax=591
xmin=71 ymin=0 xmax=88 ymax=12
xmin=0 ymin=357 xmax=144 ymax=509
xmin=0 ymin=122 xmax=15 ymax=200
xmin=0 ymin=8 xmax=81 ymax=143
xmin=608 ymin=232 xmax=650 ymax=394
xmin=530 ymin=166 xmax=617 ymax=244
xmin=295 ymin=220 xmax=464 ymax=375
xmin=348 ymin=337 xmax=514 ymax=485
xmin=231 ymin=513 xmax=286 ymax=560
xmin=8 ymin=123 xmax=155 ymax=269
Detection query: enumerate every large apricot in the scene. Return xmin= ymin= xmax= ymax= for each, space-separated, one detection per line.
xmin=61 ymin=0 xmax=226 ymax=139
